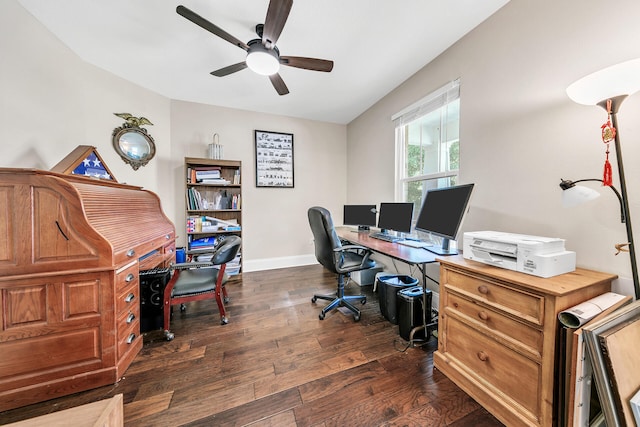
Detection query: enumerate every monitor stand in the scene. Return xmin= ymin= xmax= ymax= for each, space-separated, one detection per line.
xmin=351 ymin=225 xmax=371 ymax=233
xmin=425 ymin=238 xmax=458 ymax=256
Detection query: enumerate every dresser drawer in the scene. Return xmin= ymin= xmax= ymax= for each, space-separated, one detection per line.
xmin=115 ymin=262 xmax=138 ymax=293
xmin=116 ymin=281 xmax=138 ymax=315
xmin=445 ymin=291 xmax=543 ymax=359
xmin=117 ymin=319 xmax=140 ymax=359
xmin=116 ymin=305 xmax=140 ymax=341
xmin=443 ymin=314 xmax=541 ymax=419
xmin=444 ymin=269 xmax=544 ymax=325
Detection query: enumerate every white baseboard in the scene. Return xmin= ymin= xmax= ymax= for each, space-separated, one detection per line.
xmin=243 ymin=255 xmax=440 ymax=309
xmin=243 ymin=254 xmax=318 ymax=273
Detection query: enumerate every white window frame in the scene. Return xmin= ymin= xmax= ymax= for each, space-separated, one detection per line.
xmin=392 ymin=79 xmax=461 ymax=204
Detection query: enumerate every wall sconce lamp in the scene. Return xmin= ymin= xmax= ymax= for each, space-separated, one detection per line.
xmin=565 ymin=58 xmax=640 ymax=299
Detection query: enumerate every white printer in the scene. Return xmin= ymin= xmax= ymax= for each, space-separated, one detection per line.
xmin=463 ymin=231 xmax=576 ymax=278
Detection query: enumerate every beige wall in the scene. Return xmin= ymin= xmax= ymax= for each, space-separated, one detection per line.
xmin=348 ymin=0 xmax=640 ymax=296
xmin=169 ymin=100 xmax=347 ymax=269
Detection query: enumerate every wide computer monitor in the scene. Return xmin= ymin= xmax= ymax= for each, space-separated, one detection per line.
xmin=415 ymin=183 xmax=475 ymax=255
xmin=343 ymin=204 xmax=377 ymax=231
xmin=377 ymin=202 xmax=414 ymax=234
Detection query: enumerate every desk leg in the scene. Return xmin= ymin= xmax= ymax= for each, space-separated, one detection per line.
xmin=407 ymin=262 xmax=438 ymax=348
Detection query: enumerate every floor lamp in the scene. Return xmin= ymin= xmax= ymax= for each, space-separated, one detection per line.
xmin=565 ymin=58 xmax=640 ymax=300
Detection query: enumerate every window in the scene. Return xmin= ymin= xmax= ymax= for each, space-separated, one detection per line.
xmin=393 ymin=80 xmax=460 ymax=214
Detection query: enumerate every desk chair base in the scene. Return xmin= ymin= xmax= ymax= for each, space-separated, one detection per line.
xmin=312 ymin=274 xmax=366 ymax=321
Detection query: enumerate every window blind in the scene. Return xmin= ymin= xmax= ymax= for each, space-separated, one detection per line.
xmin=392 ymin=79 xmax=460 ymax=127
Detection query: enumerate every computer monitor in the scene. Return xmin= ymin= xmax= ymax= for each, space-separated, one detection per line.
xmin=415 ymin=183 xmax=474 ymax=255
xmin=377 ymin=202 xmax=414 ymax=234
xmin=343 ymin=204 xmax=377 ymax=231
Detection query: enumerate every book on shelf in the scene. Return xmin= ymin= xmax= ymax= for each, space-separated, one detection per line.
xmin=199 ymin=178 xmax=231 ymax=185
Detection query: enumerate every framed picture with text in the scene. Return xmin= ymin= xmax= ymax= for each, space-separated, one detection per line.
xmin=255 ymin=130 xmax=294 ymax=188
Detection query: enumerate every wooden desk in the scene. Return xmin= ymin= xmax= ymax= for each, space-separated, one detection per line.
xmin=0 ymin=169 xmax=175 ymax=411
xmin=336 ymin=227 xmax=439 ymax=344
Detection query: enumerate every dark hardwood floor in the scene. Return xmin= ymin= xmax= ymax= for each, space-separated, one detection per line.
xmin=1 ymin=265 xmax=503 ymax=426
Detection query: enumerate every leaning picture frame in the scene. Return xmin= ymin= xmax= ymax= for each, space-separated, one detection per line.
xmin=255 ymin=130 xmax=294 ymax=188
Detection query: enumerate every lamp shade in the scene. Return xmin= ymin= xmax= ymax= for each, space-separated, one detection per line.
xmin=566 ymin=57 xmax=640 ymax=105
xmin=561 ymin=185 xmax=601 ymax=207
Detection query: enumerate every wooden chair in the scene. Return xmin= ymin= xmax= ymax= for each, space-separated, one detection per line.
xmin=162 ymin=235 xmax=241 ymax=340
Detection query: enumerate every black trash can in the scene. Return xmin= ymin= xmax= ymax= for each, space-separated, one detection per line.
xmin=398 ymin=286 xmax=432 ymax=341
xmin=377 ymin=275 xmax=418 ymax=324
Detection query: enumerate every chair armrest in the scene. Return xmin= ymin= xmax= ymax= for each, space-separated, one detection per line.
xmin=334 ymin=244 xmax=369 ymax=252
xmin=332 ymin=245 xmax=374 ymax=268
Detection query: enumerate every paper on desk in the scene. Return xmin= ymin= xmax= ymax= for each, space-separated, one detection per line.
xmin=558 ymin=292 xmax=627 ymax=328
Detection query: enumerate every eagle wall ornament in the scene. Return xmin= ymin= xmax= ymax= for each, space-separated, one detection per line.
xmin=112 ymin=113 xmax=156 ymax=170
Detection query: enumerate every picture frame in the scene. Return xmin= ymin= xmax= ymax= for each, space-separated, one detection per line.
xmin=255 ymin=130 xmax=294 ymax=188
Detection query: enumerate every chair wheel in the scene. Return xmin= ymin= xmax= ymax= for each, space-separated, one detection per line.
xmin=220 ymin=316 xmax=229 ymax=325
xmin=311 ymin=296 xmax=317 ymax=303
xmin=224 ymin=296 xmax=230 ymax=304
xmin=180 ymin=304 xmax=186 ymax=312
xmin=361 ymin=298 xmax=367 ymax=305
xmin=319 ymin=312 xmax=325 ymax=320
xmin=354 ymin=314 xmax=361 ymax=322
xmin=164 ymin=330 xmax=175 ymax=341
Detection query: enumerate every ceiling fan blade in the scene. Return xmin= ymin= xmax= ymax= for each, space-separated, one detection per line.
xmin=280 ymin=56 xmax=334 ymax=72
xmin=262 ymin=0 xmax=293 ymax=48
xmin=269 ymin=73 xmax=289 ymax=95
xmin=177 ymin=5 xmax=249 ymax=52
xmin=211 ymin=62 xmax=248 ymax=77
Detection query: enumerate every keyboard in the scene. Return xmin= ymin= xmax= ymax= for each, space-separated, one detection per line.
xmin=369 ymin=232 xmax=401 ymax=243
xmin=397 ymin=239 xmax=432 ymax=248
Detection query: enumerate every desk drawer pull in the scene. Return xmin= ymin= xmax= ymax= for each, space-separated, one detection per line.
xmin=477 ymin=351 xmax=489 ymax=362
xmin=127 ymin=249 xmax=136 ymax=258
xmin=126 ymin=312 xmax=136 ymax=324
xmin=124 ymin=293 xmax=135 ymax=303
xmin=126 ymin=333 xmax=136 ymax=344
xmin=478 ymin=311 xmax=489 ymax=321
xmin=166 ymin=234 xmax=171 ymax=240
xmin=478 ymin=285 xmax=489 ymax=295
xmin=125 ymin=273 xmax=135 ymax=283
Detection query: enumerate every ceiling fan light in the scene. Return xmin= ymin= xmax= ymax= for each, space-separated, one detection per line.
xmin=246 ymin=49 xmax=279 ymax=76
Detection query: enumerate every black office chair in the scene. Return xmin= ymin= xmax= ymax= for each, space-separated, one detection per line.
xmin=162 ymin=235 xmax=241 ymax=341
xmin=308 ymin=206 xmax=376 ymax=321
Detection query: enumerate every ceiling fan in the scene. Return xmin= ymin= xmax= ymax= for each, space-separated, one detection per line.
xmin=176 ymin=0 xmax=334 ymax=95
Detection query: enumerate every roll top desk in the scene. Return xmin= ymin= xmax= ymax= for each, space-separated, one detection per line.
xmin=0 ymin=168 xmax=176 ymax=411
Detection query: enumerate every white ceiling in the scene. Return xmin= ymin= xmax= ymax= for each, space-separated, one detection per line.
xmin=18 ymin=0 xmax=509 ymax=124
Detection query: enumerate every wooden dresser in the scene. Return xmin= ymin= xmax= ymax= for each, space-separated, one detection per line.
xmin=434 ymin=256 xmax=616 ymax=427
xmin=0 ymin=168 xmax=176 ymax=411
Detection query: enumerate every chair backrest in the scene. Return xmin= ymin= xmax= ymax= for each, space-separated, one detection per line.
xmin=211 ymin=235 xmax=241 ymax=265
xmin=307 ymin=206 xmax=342 ymax=274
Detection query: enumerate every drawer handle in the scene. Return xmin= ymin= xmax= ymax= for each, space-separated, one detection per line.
xmin=478 ymin=311 xmax=489 ymax=321
xmin=478 ymin=285 xmax=489 ymax=295
xmin=125 ymin=293 xmax=135 ymax=303
xmin=125 ymin=273 xmax=135 ymax=283
xmin=127 ymin=249 xmax=136 ymax=258
xmin=126 ymin=333 xmax=136 ymax=344
xmin=126 ymin=312 xmax=136 ymax=324
xmin=477 ymin=351 xmax=489 ymax=362
xmin=165 ymin=234 xmax=171 ymax=240
xmin=168 ymin=248 xmax=174 ymax=254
